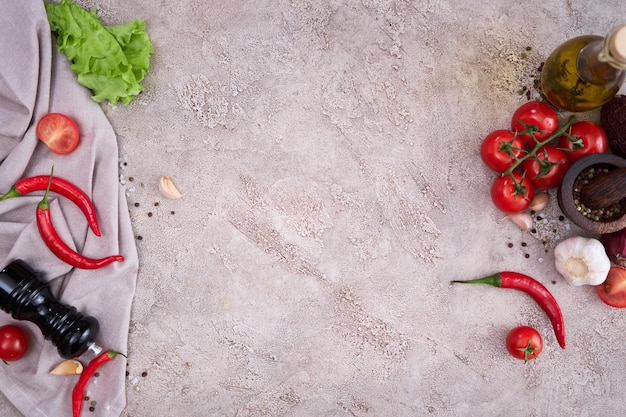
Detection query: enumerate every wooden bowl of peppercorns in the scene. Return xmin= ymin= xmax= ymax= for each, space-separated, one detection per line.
xmin=558 ymin=153 xmax=626 ymax=234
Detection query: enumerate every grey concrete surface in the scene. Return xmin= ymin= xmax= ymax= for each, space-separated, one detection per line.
xmin=3 ymin=0 xmax=626 ymax=416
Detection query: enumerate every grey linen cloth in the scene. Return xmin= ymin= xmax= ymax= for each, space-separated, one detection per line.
xmin=0 ymin=1 xmax=138 ymax=416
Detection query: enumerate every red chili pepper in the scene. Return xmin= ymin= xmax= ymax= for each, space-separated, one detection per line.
xmin=0 ymin=175 xmax=101 ymax=236
xmin=451 ymin=271 xmax=566 ymax=349
xmin=72 ymin=350 xmax=121 ymax=417
xmin=36 ymin=170 xmax=123 ymax=269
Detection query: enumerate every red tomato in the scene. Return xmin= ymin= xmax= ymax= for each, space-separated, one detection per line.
xmin=511 ymin=101 xmax=559 ymax=147
xmin=0 ymin=325 xmax=29 ymax=362
xmin=558 ymin=121 xmax=608 ymax=163
xmin=506 ymin=326 xmax=543 ymax=362
xmin=36 ymin=113 xmax=80 ymax=154
xmin=522 ymin=145 xmax=571 ymax=189
xmin=490 ymin=172 xmax=535 ymax=213
xmin=597 ymin=266 xmax=626 ymax=308
xmin=480 ymin=130 xmax=525 ymax=172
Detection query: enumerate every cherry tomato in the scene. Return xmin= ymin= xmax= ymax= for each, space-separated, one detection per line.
xmin=0 ymin=324 xmax=29 ymax=362
xmin=511 ymin=101 xmax=559 ymax=147
xmin=558 ymin=121 xmax=608 ymax=163
xmin=506 ymin=325 xmax=543 ymax=362
xmin=597 ymin=266 xmax=626 ymax=308
xmin=480 ymin=130 xmax=525 ymax=172
xmin=522 ymin=145 xmax=571 ymax=189
xmin=36 ymin=113 xmax=80 ymax=154
xmin=491 ymin=172 xmax=535 ymax=213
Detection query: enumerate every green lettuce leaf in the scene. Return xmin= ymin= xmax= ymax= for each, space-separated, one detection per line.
xmin=45 ymin=0 xmax=154 ymax=105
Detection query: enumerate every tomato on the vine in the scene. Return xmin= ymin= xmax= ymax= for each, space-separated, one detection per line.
xmin=597 ymin=266 xmax=626 ymax=308
xmin=36 ymin=113 xmax=80 ymax=155
xmin=491 ymin=172 xmax=535 ymax=213
xmin=522 ymin=145 xmax=570 ymax=189
xmin=480 ymin=130 xmax=525 ymax=172
xmin=558 ymin=120 xmax=608 ymax=163
xmin=0 ymin=325 xmax=29 ymax=362
xmin=511 ymin=101 xmax=559 ymax=147
xmin=506 ymin=325 xmax=543 ymax=362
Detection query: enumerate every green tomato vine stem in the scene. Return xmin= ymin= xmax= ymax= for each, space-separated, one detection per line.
xmin=504 ymin=115 xmax=577 ymax=177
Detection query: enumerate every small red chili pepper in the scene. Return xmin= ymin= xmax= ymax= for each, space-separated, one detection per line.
xmin=451 ymin=271 xmax=566 ymax=349
xmin=36 ymin=170 xmax=123 ymax=269
xmin=72 ymin=350 xmax=122 ymax=417
xmin=0 ymin=175 xmax=101 ymax=236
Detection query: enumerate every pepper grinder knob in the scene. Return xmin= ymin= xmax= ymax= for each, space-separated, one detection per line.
xmin=0 ymin=260 xmax=99 ymax=358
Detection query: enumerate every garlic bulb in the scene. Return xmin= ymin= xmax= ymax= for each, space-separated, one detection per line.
xmin=158 ymin=176 xmax=184 ymax=199
xmin=554 ymin=236 xmax=611 ymax=286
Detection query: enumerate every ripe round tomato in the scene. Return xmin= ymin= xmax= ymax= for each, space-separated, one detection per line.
xmin=597 ymin=266 xmax=626 ymax=308
xmin=511 ymin=101 xmax=559 ymax=147
xmin=480 ymin=130 xmax=525 ymax=172
xmin=522 ymin=145 xmax=571 ymax=189
xmin=491 ymin=172 xmax=535 ymax=213
xmin=0 ymin=324 xmax=29 ymax=362
xmin=36 ymin=113 xmax=80 ymax=154
xmin=506 ymin=325 xmax=543 ymax=362
xmin=558 ymin=120 xmax=608 ymax=163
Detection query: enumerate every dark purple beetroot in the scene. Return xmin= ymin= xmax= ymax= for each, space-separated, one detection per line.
xmin=602 ymin=94 xmax=626 ymax=158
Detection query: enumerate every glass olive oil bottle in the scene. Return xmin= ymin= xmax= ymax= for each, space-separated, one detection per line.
xmin=541 ymin=25 xmax=626 ymax=112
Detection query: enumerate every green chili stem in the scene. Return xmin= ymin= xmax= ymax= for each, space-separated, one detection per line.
xmin=37 ymin=166 xmax=55 ymax=210
xmin=451 ymin=273 xmax=502 ymax=287
xmin=0 ymin=186 xmax=21 ymax=201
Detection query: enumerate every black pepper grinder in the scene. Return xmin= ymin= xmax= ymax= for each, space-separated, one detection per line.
xmin=0 ymin=259 xmax=100 ymax=358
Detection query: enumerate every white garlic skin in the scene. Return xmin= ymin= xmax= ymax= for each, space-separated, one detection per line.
xmin=554 ymin=236 xmax=611 ymax=286
xmin=507 ymin=212 xmax=533 ymax=232
xmin=529 ymin=192 xmax=549 ymax=211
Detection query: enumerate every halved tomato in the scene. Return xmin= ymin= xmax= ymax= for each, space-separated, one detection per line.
xmin=36 ymin=113 xmax=80 ymax=154
xmin=597 ymin=266 xmax=626 ymax=308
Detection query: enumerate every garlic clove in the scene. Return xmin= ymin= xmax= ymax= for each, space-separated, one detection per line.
xmin=159 ymin=176 xmax=184 ymax=199
xmin=529 ymin=191 xmax=549 ymax=211
xmin=50 ymin=359 xmax=83 ymax=375
xmin=506 ymin=212 xmax=533 ymax=232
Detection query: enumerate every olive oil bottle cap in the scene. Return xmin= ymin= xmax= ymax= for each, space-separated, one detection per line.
xmin=608 ymin=24 xmax=626 ymax=64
